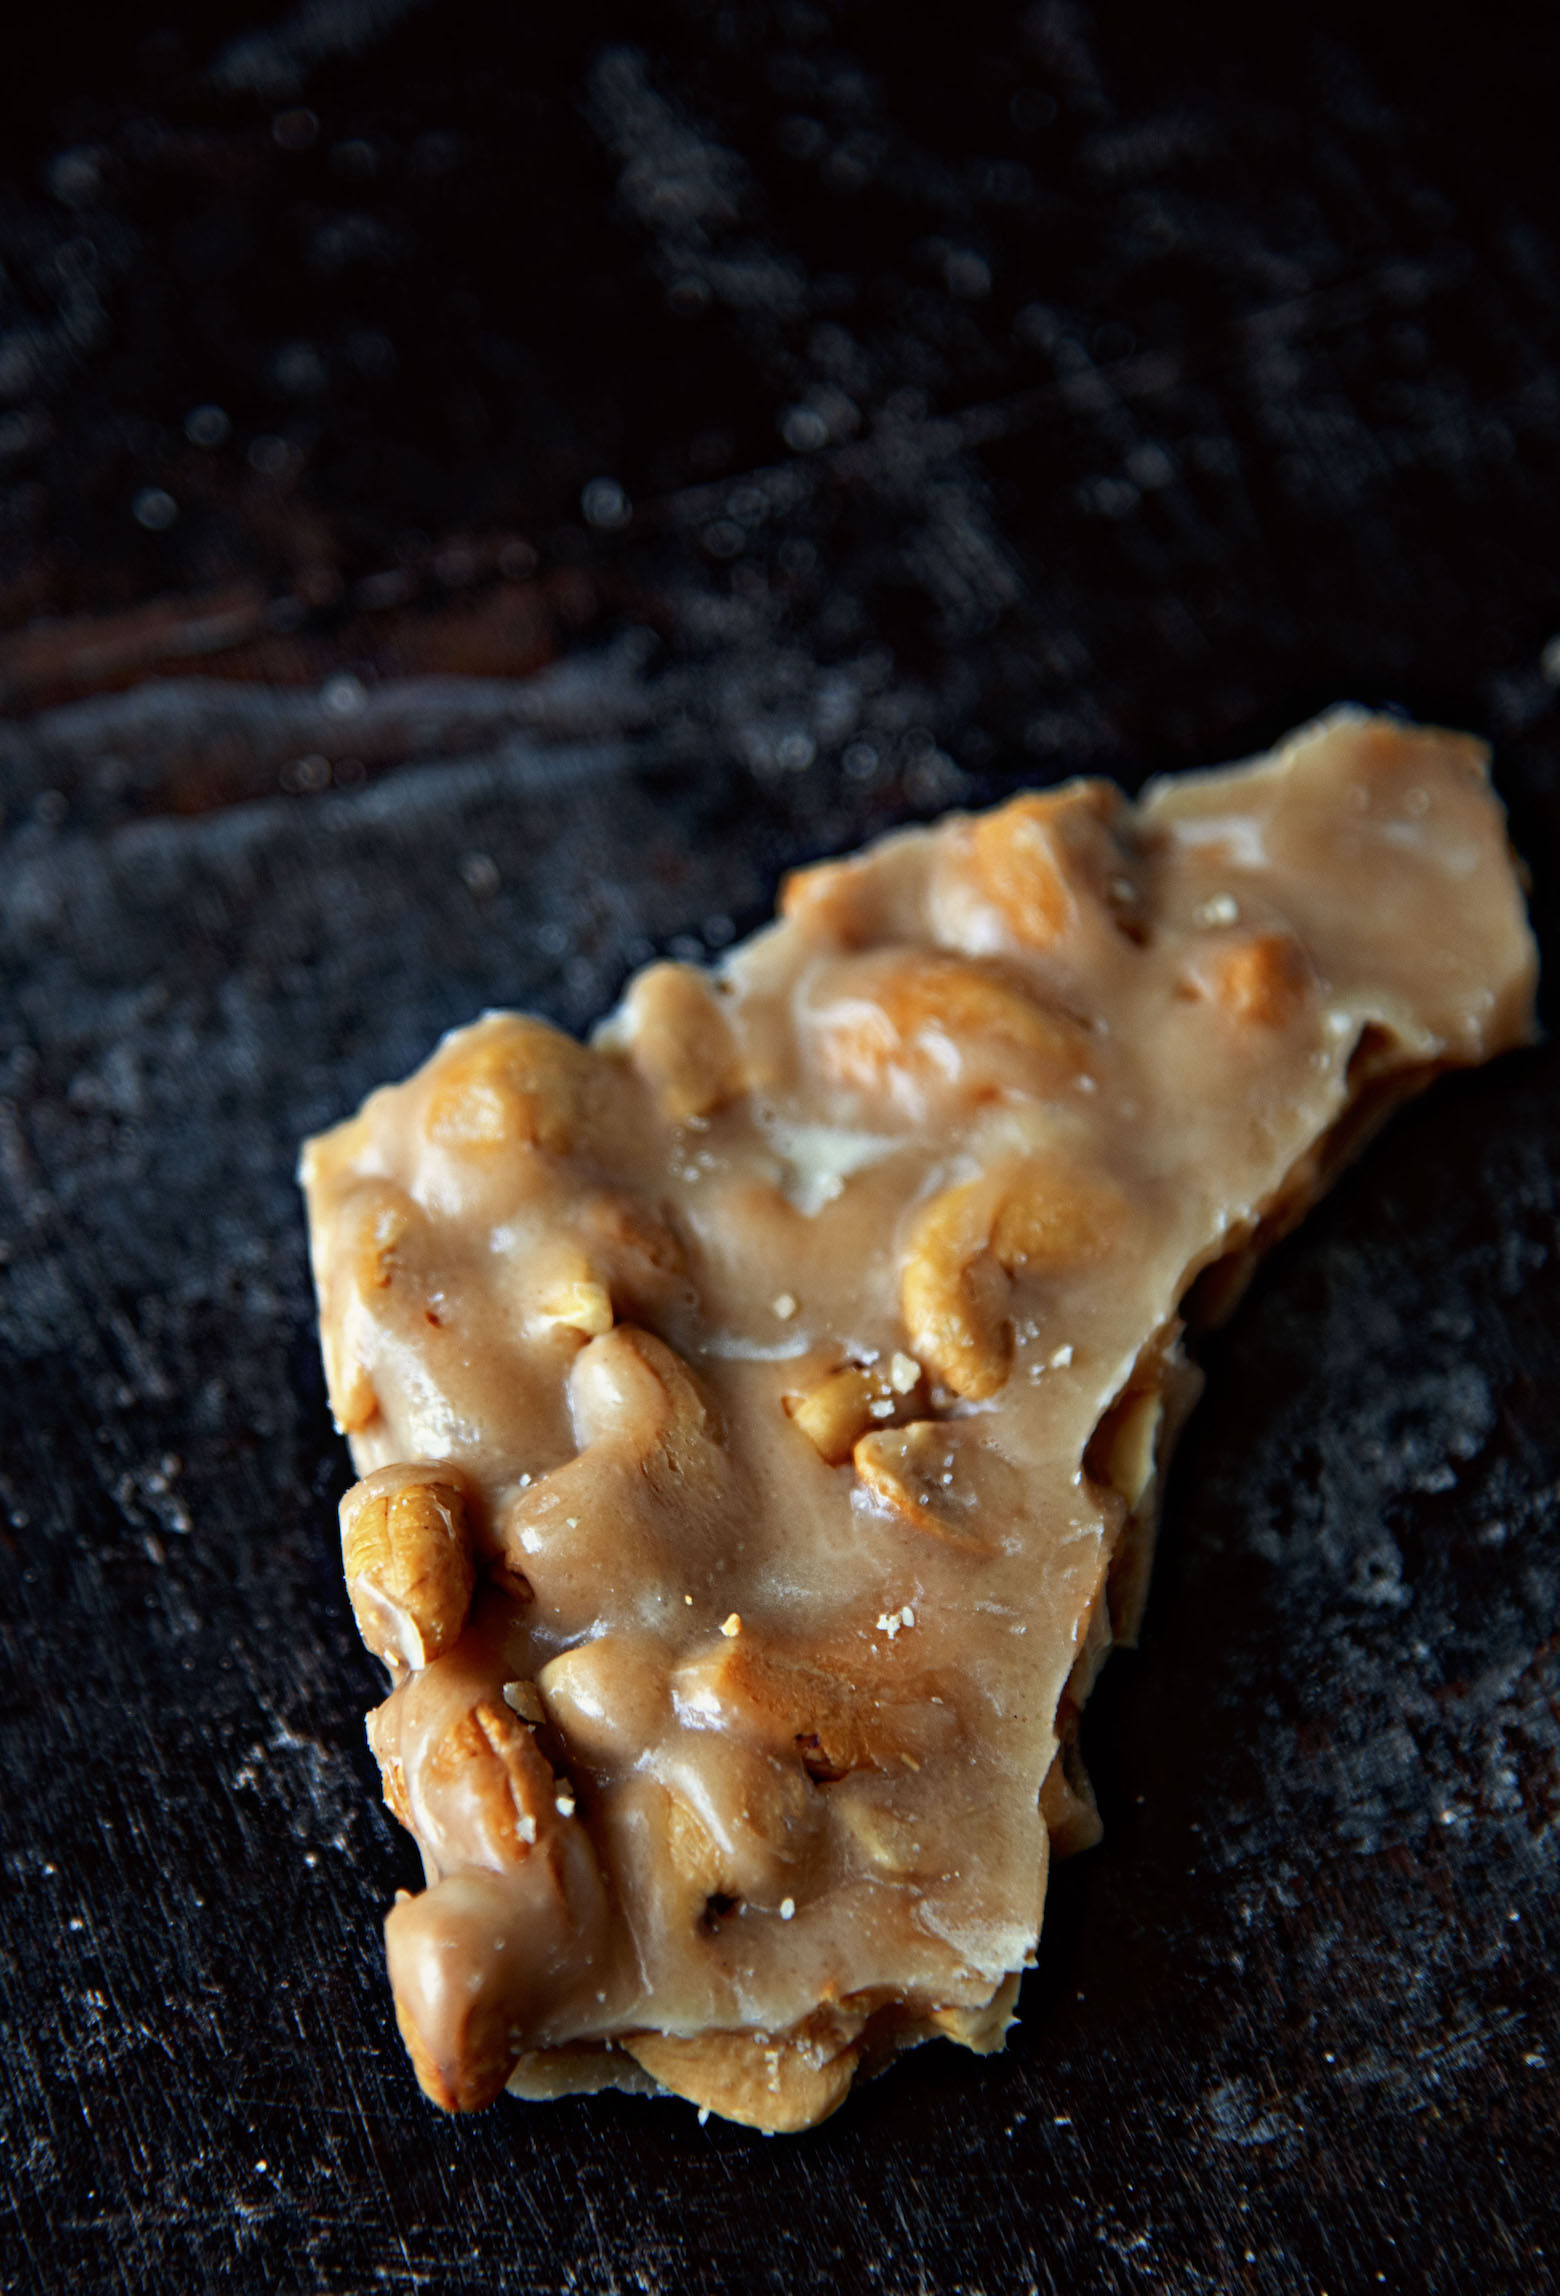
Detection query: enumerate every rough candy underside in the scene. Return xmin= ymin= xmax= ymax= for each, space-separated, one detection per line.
xmin=300 ymin=710 xmax=1536 ymax=2132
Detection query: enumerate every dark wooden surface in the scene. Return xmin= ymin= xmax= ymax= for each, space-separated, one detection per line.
xmin=2 ymin=5 xmax=1559 ymax=2290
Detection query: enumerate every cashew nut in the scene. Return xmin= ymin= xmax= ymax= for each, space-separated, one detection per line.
xmin=808 ymin=950 xmax=1091 ymax=1113
xmin=900 ymin=1153 xmax=1123 ymax=1398
xmin=341 ymin=1463 xmax=476 ymax=1671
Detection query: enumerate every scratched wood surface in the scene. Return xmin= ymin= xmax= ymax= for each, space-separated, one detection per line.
xmin=1 ymin=5 xmax=1559 ymax=2291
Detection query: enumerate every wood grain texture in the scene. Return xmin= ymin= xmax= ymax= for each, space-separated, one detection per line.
xmin=1 ymin=4 xmax=1558 ymax=2291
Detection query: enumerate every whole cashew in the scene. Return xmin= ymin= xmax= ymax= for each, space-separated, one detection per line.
xmin=901 ymin=1152 xmax=1122 ymax=1397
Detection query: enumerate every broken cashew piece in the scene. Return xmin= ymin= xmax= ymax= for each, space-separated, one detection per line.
xmin=787 ymin=1355 xmax=924 ymax=1464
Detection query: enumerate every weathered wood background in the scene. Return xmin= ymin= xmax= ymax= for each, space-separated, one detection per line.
xmin=1 ymin=4 xmax=1557 ymax=2289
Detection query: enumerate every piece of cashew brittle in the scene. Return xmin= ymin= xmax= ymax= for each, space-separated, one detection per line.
xmin=300 ymin=707 xmax=1537 ymax=2135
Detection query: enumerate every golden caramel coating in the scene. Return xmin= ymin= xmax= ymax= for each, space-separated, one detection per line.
xmin=300 ymin=710 xmax=1537 ymax=2132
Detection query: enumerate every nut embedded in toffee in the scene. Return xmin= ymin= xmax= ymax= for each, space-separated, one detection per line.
xmin=300 ymin=708 xmax=1537 ymax=2133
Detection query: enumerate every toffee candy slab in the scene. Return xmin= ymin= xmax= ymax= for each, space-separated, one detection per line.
xmin=300 ymin=708 xmax=1537 ymax=2133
